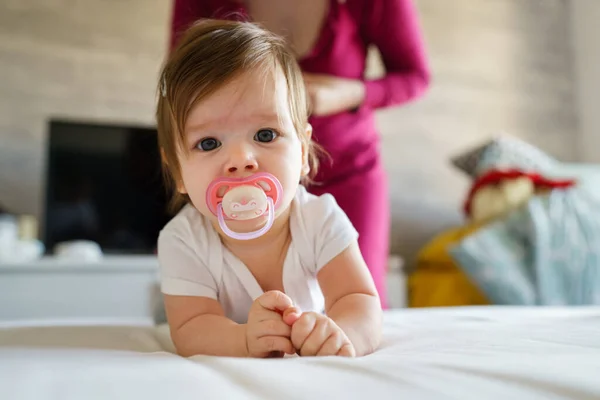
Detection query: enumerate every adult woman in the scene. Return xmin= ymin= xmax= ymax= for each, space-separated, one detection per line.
xmin=168 ymin=0 xmax=431 ymax=308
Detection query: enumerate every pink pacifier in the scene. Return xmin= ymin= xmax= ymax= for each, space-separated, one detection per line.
xmin=205 ymin=172 xmax=283 ymax=240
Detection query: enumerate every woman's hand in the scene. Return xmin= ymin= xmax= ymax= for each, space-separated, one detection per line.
xmin=303 ymin=73 xmax=365 ymax=117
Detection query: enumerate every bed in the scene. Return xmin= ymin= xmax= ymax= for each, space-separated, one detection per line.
xmin=2 ymin=306 xmax=600 ymax=400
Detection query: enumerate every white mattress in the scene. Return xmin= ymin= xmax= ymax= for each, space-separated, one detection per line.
xmin=1 ymin=306 xmax=600 ymax=400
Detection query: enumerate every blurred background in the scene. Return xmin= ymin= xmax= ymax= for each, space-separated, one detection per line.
xmin=0 ymin=0 xmax=599 ymax=315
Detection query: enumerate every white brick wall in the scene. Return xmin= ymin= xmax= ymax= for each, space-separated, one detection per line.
xmin=0 ymin=0 xmax=577 ymax=265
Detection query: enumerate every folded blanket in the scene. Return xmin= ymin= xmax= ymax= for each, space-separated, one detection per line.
xmin=450 ymin=186 xmax=600 ymax=305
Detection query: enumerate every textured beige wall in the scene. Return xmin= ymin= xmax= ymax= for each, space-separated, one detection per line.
xmin=0 ymin=0 xmax=577 ymax=265
xmin=0 ymin=0 xmax=170 ymax=215
xmin=569 ymin=0 xmax=600 ymax=163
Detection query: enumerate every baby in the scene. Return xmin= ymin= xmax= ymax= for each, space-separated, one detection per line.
xmin=156 ymin=19 xmax=382 ymax=358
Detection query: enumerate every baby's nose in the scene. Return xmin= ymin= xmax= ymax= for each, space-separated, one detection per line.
xmin=225 ymin=144 xmax=258 ymax=174
xmin=227 ymin=162 xmax=257 ymax=174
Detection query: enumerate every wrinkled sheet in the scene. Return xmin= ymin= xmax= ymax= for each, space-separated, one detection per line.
xmin=1 ymin=306 xmax=600 ymax=400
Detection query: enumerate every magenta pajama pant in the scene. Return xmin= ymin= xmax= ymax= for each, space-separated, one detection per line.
xmin=309 ymin=161 xmax=390 ymax=309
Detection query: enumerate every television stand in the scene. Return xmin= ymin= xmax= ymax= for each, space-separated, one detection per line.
xmin=0 ymin=255 xmax=160 ymax=326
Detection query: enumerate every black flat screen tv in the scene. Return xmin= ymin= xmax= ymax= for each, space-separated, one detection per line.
xmin=43 ymin=119 xmax=172 ymax=254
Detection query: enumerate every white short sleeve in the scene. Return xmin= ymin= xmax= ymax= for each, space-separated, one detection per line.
xmin=307 ymin=193 xmax=359 ymax=272
xmin=157 ymin=230 xmax=218 ymax=299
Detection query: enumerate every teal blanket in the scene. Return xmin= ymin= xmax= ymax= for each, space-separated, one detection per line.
xmin=450 ymin=186 xmax=600 ymax=305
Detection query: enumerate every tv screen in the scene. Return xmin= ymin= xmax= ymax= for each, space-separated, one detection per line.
xmin=43 ymin=119 xmax=172 ymax=255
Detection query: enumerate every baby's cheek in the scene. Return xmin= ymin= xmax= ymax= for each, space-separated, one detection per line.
xmin=185 ymin=184 xmax=213 ymax=216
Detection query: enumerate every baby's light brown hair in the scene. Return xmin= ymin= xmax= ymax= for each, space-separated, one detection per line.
xmin=156 ymin=19 xmax=320 ymax=214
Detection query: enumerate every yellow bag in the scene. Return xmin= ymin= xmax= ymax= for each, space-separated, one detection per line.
xmin=408 ymin=223 xmax=489 ymax=307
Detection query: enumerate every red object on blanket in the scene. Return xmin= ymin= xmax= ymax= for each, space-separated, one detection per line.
xmin=463 ymin=169 xmax=576 ymax=216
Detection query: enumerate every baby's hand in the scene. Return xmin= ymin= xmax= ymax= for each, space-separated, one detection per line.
xmin=245 ymin=290 xmax=297 ymax=358
xmin=289 ymin=312 xmax=355 ymax=357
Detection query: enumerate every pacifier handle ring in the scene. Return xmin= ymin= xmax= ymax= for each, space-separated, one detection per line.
xmin=217 ymin=197 xmax=275 ymax=240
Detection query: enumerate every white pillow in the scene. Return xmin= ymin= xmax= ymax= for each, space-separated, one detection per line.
xmin=451 ymin=135 xmax=557 ymax=178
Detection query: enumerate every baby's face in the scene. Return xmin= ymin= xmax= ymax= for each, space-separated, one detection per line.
xmin=176 ymin=66 xmax=308 ymax=234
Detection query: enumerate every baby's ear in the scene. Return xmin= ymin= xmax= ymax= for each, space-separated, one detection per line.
xmin=301 ymin=163 xmax=311 ymax=177
xmin=304 ymin=123 xmax=313 ymax=141
xmin=301 ymin=124 xmax=313 ymax=177
xmin=176 ymin=181 xmax=187 ymax=195
xmin=162 ymin=147 xmax=187 ymax=194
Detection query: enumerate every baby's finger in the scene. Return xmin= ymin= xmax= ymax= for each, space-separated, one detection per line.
xmin=316 ymin=331 xmax=343 ymax=357
xmin=257 ymin=336 xmax=295 ymax=356
xmin=291 ymin=313 xmax=317 ymax=350
xmin=251 ymin=307 xmax=284 ymax=323
xmin=255 ymin=290 xmax=293 ymax=313
xmin=337 ymin=342 xmax=356 ymax=357
xmin=282 ymin=306 xmax=302 ymax=326
xmin=299 ymin=318 xmax=330 ymax=357
xmin=256 ymin=319 xmax=292 ymax=338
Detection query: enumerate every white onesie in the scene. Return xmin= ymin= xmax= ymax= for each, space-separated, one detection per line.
xmin=157 ymin=185 xmax=358 ymax=324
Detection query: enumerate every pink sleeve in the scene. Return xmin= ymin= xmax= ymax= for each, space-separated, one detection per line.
xmin=358 ymin=0 xmax=431 ymax=109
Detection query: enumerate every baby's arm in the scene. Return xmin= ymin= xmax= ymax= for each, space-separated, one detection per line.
xmin=317 ymin=241 xmax=383 ymax=357
xmin=164 ymin=294 xmax=247 ymax=357
xmin=165 ymin=290 xmax=296 ymax=358
xmin=158 ymin=228 xmax=254 ymax=357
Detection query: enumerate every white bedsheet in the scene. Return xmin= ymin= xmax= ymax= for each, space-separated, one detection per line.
xmin=1 ymin=306 xmax=600 ymax=400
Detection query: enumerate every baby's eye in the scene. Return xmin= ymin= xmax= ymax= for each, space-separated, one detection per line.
xmin=196 ymin=137 xmax=221 ymax=151
xmin=254 ymin=129 xmax=278 ymax=143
